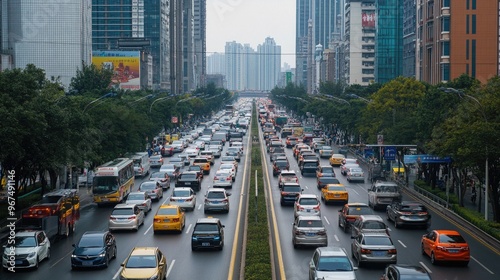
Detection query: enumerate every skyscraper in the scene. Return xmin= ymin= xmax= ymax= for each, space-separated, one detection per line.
xmin=258 ymin=37 xmax=281 ymax=91
xmin=193 ymin=0 xmax=206 ymax=88
xmin=296 ymin=0 xmax=311 ymax=89
xmin=402 ymin=0 xmax=417 ymax=78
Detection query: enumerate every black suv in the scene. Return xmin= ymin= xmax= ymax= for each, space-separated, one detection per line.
xmin=280 ymin=183 xmax=303 ymax=206
xmin=191 ymin=218 xmax=225 ymax=251
xmin=176 ymin=171 xmax=201 ymax=191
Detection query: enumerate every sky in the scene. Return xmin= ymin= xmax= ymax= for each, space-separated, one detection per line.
xmin=206 ymin=0 xmax=296 ymax=68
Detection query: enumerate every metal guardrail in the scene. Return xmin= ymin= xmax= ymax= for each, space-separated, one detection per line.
xmin=411 ymin=184 xmax=450 ymax=209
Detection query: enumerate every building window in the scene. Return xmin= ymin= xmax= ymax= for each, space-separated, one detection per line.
xmin=441 ymin=16 xmax=450 ymax=32
xmin=442 ymin=0 xmax=450 ymax=8
xmin=471 ymin=39 xmax=476 ymax=77
xmin=466 ymin=40 xmax=469 ymax=60
xmin=466 ymin=0 xmax=470 ymax=10
xmin=472 ymin=0 xmax=476 ymax=10
xmin=441 ymin=63 xmax=450 ymax=81
xmin=471 ymin=15 xmax=476 ymax=34
xmin=442 ymin=41 xmax=450 ymax=56
xmin=466 ymin=15 xmax=469 ymax=34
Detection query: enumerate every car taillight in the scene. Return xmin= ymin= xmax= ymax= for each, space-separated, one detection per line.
xmin=461 ymin=247 xmax=469 ymax=251
xmin=110 ymin=217 xmax=116 ymax=220
xmin=170 ymin=197 xmax=175 ymax=201
xmin=313 ymin=205 xmax=320 ymax=211
xmin=227 ymin=176 xmax=232 ymax=180
xmin=128 ymin=215 xmax=136 ymax=220
xmin=222 ymin=199 xmax=228 ymax=203
xmin=172 ymin=218 xmax=179 ymax=222
xmin=317 ymin=230 xmax=327 ymax=235
xmin=214 ymin=176 xmax=219 ymax=180
xmin=154 ymin=219 xmax=161 ymax=223
xmin=295 ymin=230 xmax=305 ymax=235
xmin=186 ymin=197 xmax=193 ymax=201
xmin=361 ymin=248 xmax=371 ymax=254
xmin=297 ymin=206 xmax=304 ymax=211
xmin=141 ymin=203 xmax=146 ymax=207
xmin=388 ymin=249 xmax=397 ymax=254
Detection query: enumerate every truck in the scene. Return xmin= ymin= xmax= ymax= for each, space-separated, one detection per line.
xmin=20 ymin=189 xmax=80 ymax=239
xmin=367 ymin=180 xmax=402 ymax=210
xmin=274 ymin=115 xmax=288 ymax=127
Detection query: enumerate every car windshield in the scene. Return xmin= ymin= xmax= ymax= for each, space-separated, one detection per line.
xmin=327 ymin=186 xmax=345 ymax=191
xmin=194 ymin=223 xmax=219 ymax=232
xmin=321 ymin=168 xmax=334 ymax=173
xmin=207 ymin=192 xmax=226 ymax=199
xmin=15 ymin=236 xmax=36 ymax=247
xmin=127 ymin=194 xmax=145 ymax=200
xmin=317 ymin=256 xmax=353 ymax=271
xmin=363 ymin=236 xmax=393 ymax=245
xmin=111 ymin=208 xmax=134 ymax=216
xmin=401 ymin=204 xmax=427 ymax=212
xmin=140 ymin=183 xmax=155 ymax=190
xmin=377 ymin=185 xmax=398 ymax=192
xmin=157 ymin=208 xmax=177 ymax=215
xmin=150 ymin=172 xmax=166 ymax=179
xmin=321 ymin=146 xmax=332 ymax=150
xmin=180 ymin=173 xmax=197 ymax=179
xmin=162 ymin=165 xmax=175 ymax=170
xmin=351 ymin=168 xmax=363 ymax=173
xmin=299 ymin=198 xmax=318 ymax=205
xmin=188 ymin=166 xmax=201 ymax=170
xmin=363 ymin=221 xmax=386 ymax=229
xmin=298 ymin=220 xmax=323 ymax=227
xmin=440 ymin=234 xmax=467 ymax=243
xmin=276 ymin=161 xmax=288 ymax=167
xmin=125 ymin=255 xmax=157 ymax=268
xmin=282 ymin=186 xmax=301 ymax=192
xmin=303 ymin=163 xmax=318 ymax=168
xmin=348 ymin=207 xmax=372 ymax=215
xmin=78 ymin=236 xmax=104 ymax=247
xmin=220 ymin=165 xmax=233 ymax=170
xmin=173 ymin=190 xmax=191 ymax=197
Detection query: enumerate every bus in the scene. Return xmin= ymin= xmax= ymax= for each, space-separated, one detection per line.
xmin=92 ymin=158 xmax=134 ymax=206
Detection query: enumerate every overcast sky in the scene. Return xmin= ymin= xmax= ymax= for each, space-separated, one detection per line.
xmin=206 ymin=0 xmax=296 ymax=68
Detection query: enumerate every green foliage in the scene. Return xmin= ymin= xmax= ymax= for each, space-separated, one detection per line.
xmin=69 ymin=62 xmax=113 ymax=95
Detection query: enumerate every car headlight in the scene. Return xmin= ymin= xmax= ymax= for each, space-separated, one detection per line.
xmin=27 ymin=252 xmax=36 ymax=258
xmin=99 ymin=252 xmax=106 ymax=257
xmin=71 ymin=254 xmax=77 ymax=258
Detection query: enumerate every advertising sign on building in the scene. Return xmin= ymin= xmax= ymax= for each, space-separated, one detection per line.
xmin=362 ymin=12 xmax=375 ymax=28
xmin=171 ymin=116 xmax=178 ymax=124
xmin=92 ymin=51 xmax=141 ymax=90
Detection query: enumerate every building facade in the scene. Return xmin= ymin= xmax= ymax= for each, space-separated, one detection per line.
xmin=193 ymin=0 xmax=206 ymax=88
xmin=295 ymin=0 xmax=311 ymax=89
xmin=402 ymin=0 xmax=417 ymax=78
xmin=258 ymin=37 xmax=281 ymax=91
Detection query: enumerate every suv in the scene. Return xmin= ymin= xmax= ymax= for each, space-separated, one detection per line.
xmin=351 ymin=215 xmax=389 ymax=237
xmin=191 ymin=218 xmax=225 ymax=251
xmin=279 ymin=183 xmax=303 ymax=206
xmin=293 ymin=194 xmax=321 ymax=218
xmin=309 ymin=247 xmax=357 ymax=280
xmin=368 ymin=181 xmax=402 ymax=210
xmin=204 ymin=188 xmax=231 ymax=213
xmin=351 ymin=232 xmax=397 ymax=267
xmin=278 ymin=170 xmax=299 ymax=187
xmin=2 ymin=230 xmax=50 ymax=270
xmin=176 ymin=171 xmax=201 ymax=191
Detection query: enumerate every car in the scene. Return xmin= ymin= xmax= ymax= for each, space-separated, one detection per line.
xmin=161 ymin=145 xmax=174 ymax=157
xmin=187 ymin=164 xmax=204 ymax=179
xmin=285 ymin=136 xmax=300 ymax=148
xmin=149 ymin=171 xmax=171 ymax=189
xmin=169 ymin=187 xmax=197 ymax=211
xmin=279 ymin=183 xmax=303 ymax=206
xmin=219 ymin=163 xmax=237 ymax=181
xmin=308 ymin=247 xmax=357 ymax=280
xmin=208 ymin=145 xmax=222 ymax=158
xmin=421 ymin=230 xmax=470 ymax=266
xmin=272 ymin=159 xmax=289 ymax=176
xmin=351 ymin=232 xmax=397 ymax=266
xmin=191 ymin=217 xmax=225 ymax=251
xmin=2 ymin=230 xmax=50 ymax=270
xmin=342 ymin=157 xmax=359 ymax=166
xmin=321 ymin=184 xmax=349 ymax=205
xmin=177 ymin=153 xmax=191 ymax=166
xmin=319 ymin=146 xmax=334 ymax=158
xmin=351 ymin=215 xmax=389 ymax=237
xmin=168 ymin=157 xmax=184 ymax=169
xmin=341 ymin=163 xmax=360 ymax=176
xmin=347 ymin=167 xmax=365 ymax=182
xmin=301 ymin=160 xmax=319 ymax=177
xmin=380 ymin=264 xmax=432 ymax=280
xmin=204 ymin=188 xmax=231 ymax=213
xmin=220 ymin=156 xmax=238 ymax=170
xmin=298 ymin=152 xmax=319 ymax=168
xmin=71 ymin=231 xmax=116 ymax=269
xmin=212 ymin=170 xmax=233 ymax=188
xmin=292 ymin=216 xmax=328 ymax=248
xmin=200 ymin=150 xmax=215 ymax=165
xmin=338 ymin=145 xmax=349 ymax=156
xmin=176 ymin=171 xmax=201 ymax=191
xmin=386 ymin=201 xmax=431 ymax=229
xmin=329 ymin=153 xmax=346 ymax=166
xmin=316 ymin=165 xmax=336 ymax=178
xmin=125 ymin=191 xmax=152 ymax=214
xmin=278 ymin=170 xmax=299 ymax=186
xmin=193 ymin=140 xmax=205 ymax=150
xmin=317 ymin=176 xmax=341 ymax=189
xmin=132 ymin=152 xmax=151 ymax=177
xmin=108 ymin=203 xmax=145 ymax=232
xmin=338 ymin=203 xmax=373 ymax=233
xmin=193 ymin=157 xmax=211 ymax=174
xmin=225 ymin=149 xmax=241 ymax=162
xmin=149 ymin=154 xmax=164 ymax=168
xmin=159 ymin=164 xmax=180 ymax=179
xmin=119 ymin=247 xmax=167 ymax=280
xmin=368 ymin=181 xmax=402 ymax=210
xmin=138 ymin=181 xmax=164 ymax=201
xmin=153 ymin=204 xmax=185 ymax=233
xmin=271 ymin=152 xmax=287 ymax=162
xmin=293 ymin=194 xmax=321 ymax=219
xmin=171 ymin=140 xmax=185 ymax=153
xmin=311 ymin=139 xmax=326 ymax=152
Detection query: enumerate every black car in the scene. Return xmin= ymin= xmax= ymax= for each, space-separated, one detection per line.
xmin=191 ymin=218 xmax=225 ymax=251
xmin=187 ymin=165 xmax=204 ymax=179
xmin=381 ymin=264 xmax=432 ymax=280
xmin=176 ymin=171 xmax=201 ymax=191
xmin=317 ymin=177 xmax=341 ymax=189
xmin=386 ymin=201 xmax=431 ymax=228
xmin=269 ymin=146 xmax=285 ymax=160
xmin=301 ymin=160 xmax=319 ymax=177
xmin=71 ymin=231 xmax=117 ymax=269
xmin=273 ymin=160 xmax=289 ymax=176
xmin=280 ymin=183 xmax=303 ymax=206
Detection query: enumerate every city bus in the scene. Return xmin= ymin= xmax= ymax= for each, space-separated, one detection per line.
xmin=92 ymin=158 xmax=134 ymax=206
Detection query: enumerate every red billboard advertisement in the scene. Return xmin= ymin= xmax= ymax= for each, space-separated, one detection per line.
xmin=362 ymin=12 xmax=375 ymax=28
xmin=171 ymin=116 xmax=178 ymax=124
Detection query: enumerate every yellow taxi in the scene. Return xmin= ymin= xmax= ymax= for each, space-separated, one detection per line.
xmin=153 ymin=204 xmax=185 ymax=233
xmin=329 ymin=153 xmax=346 ymax=166
xmin=120 ymin=247 xmax=167 ymax=280
xmin=321 ymin=184 xmax=348 ymax=205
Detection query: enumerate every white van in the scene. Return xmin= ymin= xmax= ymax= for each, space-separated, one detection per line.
xmin=132 ymin=152 xmax=151 ymax=177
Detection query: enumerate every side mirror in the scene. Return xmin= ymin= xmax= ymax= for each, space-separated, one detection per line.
xmin=72 ymin=244 xmax=76 ymax=247
xmin=227 ymin=192 xmax=232 ymax=196
xmin=121 ymin=263 xmax=125 ymax=267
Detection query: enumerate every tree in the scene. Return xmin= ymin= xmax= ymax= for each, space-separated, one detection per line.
xmin=69 ymin=62 xmax=113 ymax=95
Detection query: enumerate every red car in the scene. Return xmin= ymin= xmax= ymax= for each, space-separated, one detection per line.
xmin=161 ymin=145 xmax=174 ymax=157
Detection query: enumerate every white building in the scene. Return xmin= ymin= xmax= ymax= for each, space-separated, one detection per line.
xmin=257 ymin=37 xmax=281 ymax=91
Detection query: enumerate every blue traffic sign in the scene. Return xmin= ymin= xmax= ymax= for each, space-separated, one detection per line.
xmin=384 ymin=146 xmax=397 ymax=161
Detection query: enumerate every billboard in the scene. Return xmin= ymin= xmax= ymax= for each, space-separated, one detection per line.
xmin=92 ymin=51 xmax=141 ymax=90
xmin=362 ymin=12 xmax=375 ymax=28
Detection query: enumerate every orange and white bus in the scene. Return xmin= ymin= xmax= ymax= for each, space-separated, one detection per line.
xmin=92 ymin=158 xmax=134 ymax=206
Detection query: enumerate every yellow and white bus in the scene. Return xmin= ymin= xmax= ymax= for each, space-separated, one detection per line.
xmin=92 ymin=158 xmax=134 ymax=206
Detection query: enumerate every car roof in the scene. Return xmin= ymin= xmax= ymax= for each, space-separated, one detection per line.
xmin=346 ymin=202 xmax=369 ymax=207
xmin=388 ymin=264 xmax=430 ymax=276
xmin=130 ymin=247 xmax=158 ymax=256
xmin=196 ymin=217 xmax=220 ymax=224
xmin=298 ymin=194 xmax=318 ymax=199
xmin=296 ymin=215 xmax=322 ymax=221
xmin=434 ymin=229 xmax=462 ymax=235
xmin=316 ymin=246 xmax=348 ymax=257
xmin=359 ymin=231 xmax=391 ymax=237
xmin=81 ymin=231 xmax=107 ymax=238
xmin=181 ymin=171 xmax=198 ymax=175
xmin=358 ymin=215 xmax=384 ymax=222
xmin=15 ymin=231 xmax=39 ymax=237
xmin=159 ymin=204 xmax=180 ymax=209
xmin=114 ymin=203 xmax=135 ymax=209
xmin=172 ymin=187 xmax=192 ymax=192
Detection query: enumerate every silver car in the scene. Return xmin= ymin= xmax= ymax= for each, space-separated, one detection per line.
xmin=292 ymin=216 xmax=327 ymax=248
xmin=204 ymin=188 xmax=231 ymax=213
xmin=125 ymin=191 xmax=152 ymax=214
xmin=149 ymin=155 xmax=163 ymax=168
xmin=293 ymin=194 xmax=321 ymax=219
xmin=169 ymin=187 xmax=196 ymax=211
xmin=108 ymin=204 xmax=145 ymax=231
xmin=138 ymin=181 xmax=164 ymax=201
xmin=351 ymin=232 xmax=397 ymax=266
xmin=309 ymin=247 xmax=357 ymax=280
xmin=347 ymin=167 xmax=365 ymax=183
xmin=212 ymin=170 xmax=233 ymax=188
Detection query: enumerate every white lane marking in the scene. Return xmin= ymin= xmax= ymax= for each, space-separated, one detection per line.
xmin=471 ymin=256 xmax=495 ymax=274
xmin=144 ymin=223 xmax=153 ymax=235
xmin=323 ymin=216 xmax=330 ymax=225
xmin=350 ymin=189 xmax=359 ymax=195
xmin=50 ymin=249 xmax=73 ymax=268
xmin=198 ymin=204 xmax=202 ymax=210
xmin=113 ymin=267 xmax=123 ymax=279
xmin=334 ymin=235 xmax=340 ymax=242
xmin=185 ymin=223 xmax=192 ymax=234
xmin=419 ymin=262 xmax=432 ymax=274
xmin=387 ymin=227 xmax=392 ymax=232
xmin=166 ymin=259 xmax=176 ymax=278
xmin=304 ymin=185 xmax=309 ymax=190
xmin=397 ymin=240 xmax=407 ymax=248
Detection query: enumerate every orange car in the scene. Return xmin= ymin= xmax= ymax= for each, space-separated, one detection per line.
xmin=421 ymin=230 xmax=470 ymax=266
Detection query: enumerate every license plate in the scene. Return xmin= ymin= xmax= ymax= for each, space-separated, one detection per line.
xmin=178 ymin=200 xmax=185 ymax=203
xmin=212 ymin=201 xmax=220 ymax=204
xmin=372 ymin=251 xmax=386 ymax=256
xmin=163 ymin=219 xmax=170 ymax=222
xmin=202 ymin=242 xmax=210 ymax=246
xmin=185 ymin=182 xmax=191 ymax=185
xmin=306 ymin=209 xmax=311 ymax=212
xmin=220 ymin=178 xmax=225 ymax=181
xmin=334 ymin=194 xmax=340 ymax=197
xmin=101 ymin=198 xmax=109 ymax=202
xmin=306 ymin=232 xmax=316 ymax=236
xmin=448 ymin=249 xmax=459 ymax=253
xmin=83 ymin=261 xmax=93 ymax=266
xmin=15 ymin=260 xmax=23 ymax=265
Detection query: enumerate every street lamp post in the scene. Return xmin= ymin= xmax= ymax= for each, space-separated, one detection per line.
xmin=347 ymin=93 xmax=372 ymax=104
xmin=149 ymin=96 xmax=175 ymax=113
xmin=323 ymin=94 xmax=351 ymax=106
xmin=84 ymin=92 xmax=115 ymax=113
xmin=440 ymin=87 xmax=489 ymax=220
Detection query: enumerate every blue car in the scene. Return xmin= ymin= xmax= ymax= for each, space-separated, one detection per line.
xmin=71 ymin=231 xmax=117 ymax=269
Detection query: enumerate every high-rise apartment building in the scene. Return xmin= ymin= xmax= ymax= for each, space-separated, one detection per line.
xmin=2 ymin=0 xmax=92 ymax=88
xmin=402 ymin=0 xmax=417 ymax=78
xmin=417 ymin=0 xmax=499 ymax=84
xmin=182 ymin=0 xmax=195 ymax=92
xmin=206 ymin=52 xmax=225 ymax=75
xmin=225 ymin=41 xmax=243 ymax=91
xmin=296 ymin=0 xmax=311 ymax=89
xmin=258 ymin=37 xmax=281 ymax=91
xmin=193 ymin=0 xmax=206 ymax=88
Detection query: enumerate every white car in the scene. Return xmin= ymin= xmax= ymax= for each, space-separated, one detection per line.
xmin=220 ymin=156 xmax=238 ymax=170
xmin=193 ymin=140 xmax=205 ymax=150
xmin=219 ymin=163 xmax=236 ymax=181
xmin=2 ymin=230 xmax=50 ymax=269
xmin=185 ymin=148 xmax=199 ymax=159
xmin=169 ymin=187 xmax=197 ymax=211
xmin=212 ymin=170 xmax=233 ymax=188
xmin=125 ymin=191 xmax=152 ymax=214
xmin=293 ymin=194 xmax=321 ymax=219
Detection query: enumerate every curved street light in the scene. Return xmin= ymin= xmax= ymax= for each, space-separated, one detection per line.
xmin=323 ymin=94 xmax=351 ymax=106
xmin=440 ymin=87 xmax=490 ymax=220
xmin=347 ymin=93 xmax=372 ymax=104
xmin=149 ymin=96 xmax=175 ymax=113
xmin=84 ymin=92 xmax=115 ymax=113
